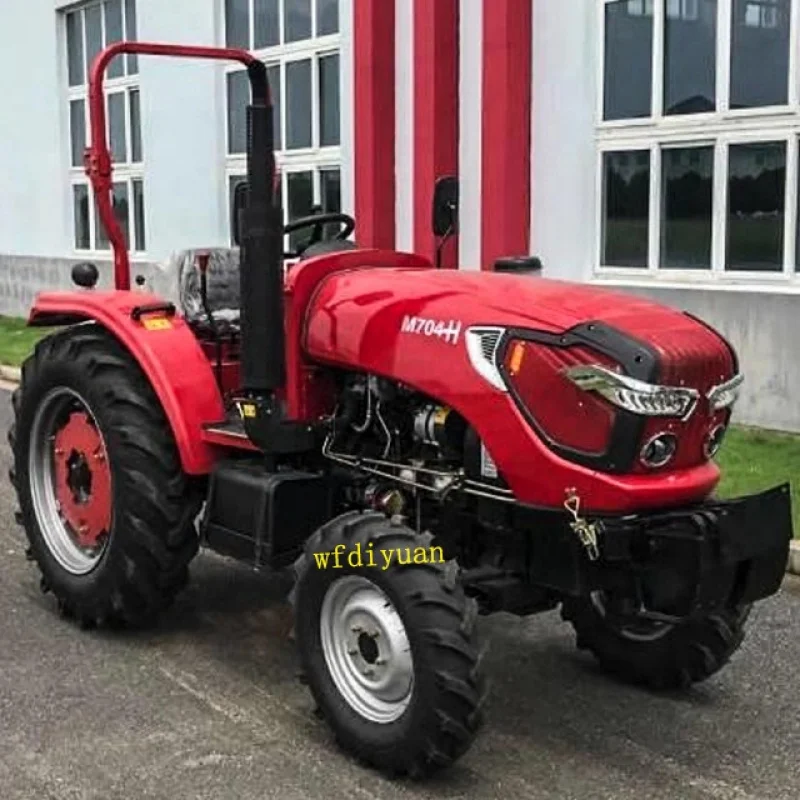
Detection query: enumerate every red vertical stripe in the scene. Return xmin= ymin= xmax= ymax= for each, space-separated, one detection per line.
xmin=481 ymin=0 xmax=532 ymax=269
xmin=413 ymin=0 xmax=459 ymax=267
xmin=354 ymin=0 xmax=396 ymax=249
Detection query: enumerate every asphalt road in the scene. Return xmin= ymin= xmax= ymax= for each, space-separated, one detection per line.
xmin=1 ymin=389 xmax=800 ymax=800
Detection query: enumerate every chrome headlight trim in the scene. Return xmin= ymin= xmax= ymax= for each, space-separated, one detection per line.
xmin=565 ymin=364 xmax=700 ymax=420
xmin=707 ymin=374 xmax=744 ymax=411
xmin=465 ymin=326 xmax=507 ymax=392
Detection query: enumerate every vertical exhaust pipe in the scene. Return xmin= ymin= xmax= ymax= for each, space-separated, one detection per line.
xmin=240 ymin=61 xmax=285 ymax=395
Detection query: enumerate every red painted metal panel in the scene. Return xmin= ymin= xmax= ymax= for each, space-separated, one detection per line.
xmin=353 ymin=0 xmax=396 ymax=250
xmin=413 ymin=0 xmax=459 ymax=267
xmin=481 ymin=0 xmax=533 ymax=269
xmin=29 ymin=291 xmax=225 ymax=475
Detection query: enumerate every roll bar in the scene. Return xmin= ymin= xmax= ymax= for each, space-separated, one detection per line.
xmin=85 ymin=42 xmax=272 ymax=290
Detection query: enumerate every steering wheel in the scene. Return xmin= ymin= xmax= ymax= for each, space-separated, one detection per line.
xmin=283 ymin=212 xmax=356 ymax=258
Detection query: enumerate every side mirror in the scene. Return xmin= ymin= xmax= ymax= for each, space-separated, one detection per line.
xmin=432 ymin=176 xmax=459 ymax=238
xmin=231 ymin=180 xmax=249 ymax=247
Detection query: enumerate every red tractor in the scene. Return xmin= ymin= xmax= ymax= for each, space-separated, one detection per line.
xmin=8 ymin=42 xmax=792 ymax=777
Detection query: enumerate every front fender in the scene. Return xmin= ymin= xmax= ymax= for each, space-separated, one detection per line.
xmin=29 ymin=290 xmax=224 ymax=475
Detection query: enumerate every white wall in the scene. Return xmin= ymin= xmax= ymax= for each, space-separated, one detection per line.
xmin=137 ymin=0 xmax=228 ymax=261
xmin=458 ymin=0 xmax=483 ymax=270
xmin=531 ymin=0 xmax=598 ymax=281
xmin=0 ymin=0 xmax=71 ymax=257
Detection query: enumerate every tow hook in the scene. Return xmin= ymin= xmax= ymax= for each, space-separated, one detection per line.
xmin=564 ymin=489 xmax=602 ymax=562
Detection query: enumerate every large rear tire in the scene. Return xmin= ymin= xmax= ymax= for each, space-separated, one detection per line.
xmin=562 ymin=595 xmax=750 ymax=690
xmin=292 ymin=512 xmax=486 ymax=778
xmin=9 ymin=325 xmax=202 ymax=628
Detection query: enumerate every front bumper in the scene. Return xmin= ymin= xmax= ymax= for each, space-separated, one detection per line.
xmin=525 ymin=484 xmax=793 ymax=621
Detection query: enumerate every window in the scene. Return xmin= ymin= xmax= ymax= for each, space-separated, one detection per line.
xmin=66 ymin=0 xmax=145 ymax=254
xmin=598 ymin=0 xmax=800 ymax=279
xmin=224 ymin=0 xmax=342 ymax=246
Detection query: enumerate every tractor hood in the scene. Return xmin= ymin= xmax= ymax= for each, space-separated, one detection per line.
xmin=304 ymin=267 xmax=716 ymax=348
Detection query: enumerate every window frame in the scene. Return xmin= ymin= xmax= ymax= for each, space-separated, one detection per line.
xmin=596 ymin=0 xmax=800 ymax=285
xmin=65 ymin=0 xmax=146 ymax=257
xmin=222 ymin=0 xmax=342 ymax=243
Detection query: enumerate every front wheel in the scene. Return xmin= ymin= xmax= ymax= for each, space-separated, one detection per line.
xmin=292 ymin=512 xmax=486 ymax=778
xmin=562 ymin=594 xmax=750 ymax=690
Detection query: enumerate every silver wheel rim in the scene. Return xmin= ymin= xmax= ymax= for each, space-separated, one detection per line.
xmin=591 ymin=592 xmax=673 ymax=642
xmin=320 ymin=575 xmax=414 ymax=724
xmin=28 ymin=387 xmax=110 ymax=576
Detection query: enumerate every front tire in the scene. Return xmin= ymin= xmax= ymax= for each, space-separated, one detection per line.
xmin=292 ymin=512 xmax=486 ymax=778
xmin=9 ymin=325 xmax=202 ymax=628
xmin=562 ymin=595 xmax=750 ymax=690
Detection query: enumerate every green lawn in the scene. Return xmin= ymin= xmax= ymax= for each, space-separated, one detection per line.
xmin=716 ymin=426 xmax=800 ymax=535
xmin=0 ymin=316 xmax=53 ymax=369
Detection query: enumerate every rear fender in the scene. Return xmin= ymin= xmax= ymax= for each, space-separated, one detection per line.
xmin=29 ymin=290 xmax=225 ymax=475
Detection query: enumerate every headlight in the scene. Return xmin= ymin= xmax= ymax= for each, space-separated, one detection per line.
xmin=707 ymin=374 xmax=744 ymax=411
xmin=565 ymin=364 xmax=699 ymax=419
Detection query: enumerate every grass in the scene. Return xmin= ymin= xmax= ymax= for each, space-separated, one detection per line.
xmin=0 ymin=316 xmax=53 ymax=369
xmin=0 ymin=316 xmax=797 ymax=532
xmin=716 ymin=426 xmax=800 ymax=535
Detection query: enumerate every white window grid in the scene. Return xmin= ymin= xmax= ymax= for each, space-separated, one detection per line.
xmin=66 ymin=0 xmax=145 ymax=256
xmin=596 ymin=0 xmax=800 ymax=285
xmin=222 ymin=0 xmax=342 ymax=239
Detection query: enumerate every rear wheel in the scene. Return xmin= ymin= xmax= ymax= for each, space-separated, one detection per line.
xmin=9 ymin=325 xmax=202 ymax=628
xmin=562 ymin=593 xmax=750 ymax=690
xmin=292 ymin=512 xmax=486 ymax=778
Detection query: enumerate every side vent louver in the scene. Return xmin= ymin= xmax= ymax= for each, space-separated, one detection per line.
xmin=465 ymin=327 xmax=507 ymax=392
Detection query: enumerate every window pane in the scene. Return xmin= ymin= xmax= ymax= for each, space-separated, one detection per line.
xmin=226 ymin=0 xmax=250 ymax=48
xmin=319 ymin=54 xmax=340 ymax=147
xmin=664 ymin=0 xmax=716 ymax=115
xmin=287 ymin=171 xmax=314 ymax=250
xmin=125 ymin=0 xmax=138 ymax=73
xmin=602 ymin=150 xmax=650 ymax=267
xmin=254 ymin=0 xmax=279 ymax=48
xmin=321 ymin=168 xmax=341 ymax=239
xmin=604 ymin=0 xmax=653 ymax=121
xmin=97 ymin=182 xmax=130 ymax=250
xmin=85 ymin=4 xmax=103 ymax=83
xmin=727 ymin=142 xmax=786 ymax=271
xmin=730 ymin=0 xmax=790 ymax=108
xmin=73 ymin=185 xmax=90 ymax=250
xmin=108 ymin=93 xmax=127 ymax=163
xmin=132 ymin=179 xmax=145 ymax=252
xmin=129 ymin=89 xmax=142 ymax=162
xmin=286 ymin=59 xmax=312 ymax=149
xmin=70 ymin=100 xmax=86 ymax=168
xmin=317 ymin=0 xmax=339 ymax=36
xmin=285 ymin=0 xmax=312 ymax=43
xmin=227 ymin=70 xmax=249 ymax=154
xmin=661 ymin=147 xmax=713 ymax=269
xmin=66 ymin=12 xmax=84 ymax=87
xmin=105 ymin=0 xmax=124 ymax=79
xmin=317 ymin=0 xmax=339 ymax=35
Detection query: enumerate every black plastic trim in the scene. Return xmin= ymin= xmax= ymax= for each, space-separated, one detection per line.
xmin=130 ymin=302 xmax=176 ymax=321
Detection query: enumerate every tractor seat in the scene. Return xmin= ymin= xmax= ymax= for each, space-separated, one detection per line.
xmin=151 ymin=247 xmax=242 ymax=327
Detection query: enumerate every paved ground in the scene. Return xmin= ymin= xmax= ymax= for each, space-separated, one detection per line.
xmin=1 ymin=389 xmax=800 ymax=800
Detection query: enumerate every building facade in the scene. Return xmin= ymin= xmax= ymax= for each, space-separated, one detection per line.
xmin=0 ymin=0 xmax=799 ymax=430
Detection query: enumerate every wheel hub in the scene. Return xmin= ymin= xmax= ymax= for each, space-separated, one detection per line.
xmin=320 ymin=576 xmax=414 ymax=724
xmin=52 ymin=411 xmax=111 ymax=548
